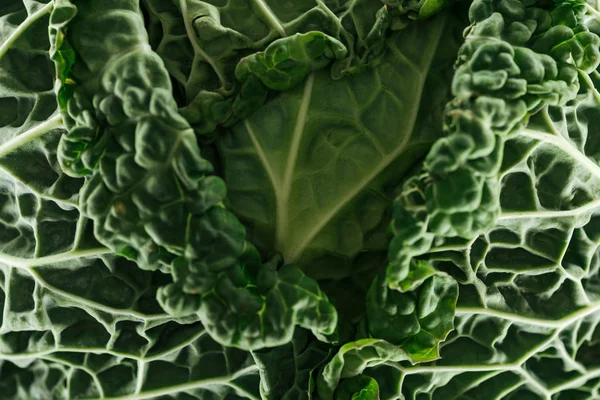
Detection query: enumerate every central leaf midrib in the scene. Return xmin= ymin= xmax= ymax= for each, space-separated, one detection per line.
xmin=276 ymin=74 xmax=315 ymax=252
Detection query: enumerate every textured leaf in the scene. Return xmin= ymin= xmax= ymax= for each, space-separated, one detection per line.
xmin=142 ymin=0 xmax=420 ymax=103
xmin=317 ymin=338 xmax=412 ymax=400
xmin=251 ymin=328 xmax=333 ymax=399
xmin=48 ymin=0 xmax=338 ymax=351
xmin=0 ymin=4 xmax=261 ymax=399
xmin=1 ymin=0 xmax=599 ymax=399
xmin=366 ymin=271 xmax=458 ymax=362
xmin=384 ymin=0 xmax=600 ymax=398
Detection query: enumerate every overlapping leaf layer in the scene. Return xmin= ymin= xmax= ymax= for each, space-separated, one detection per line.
xmin=0 ymin=0 xmax=599 ymax=399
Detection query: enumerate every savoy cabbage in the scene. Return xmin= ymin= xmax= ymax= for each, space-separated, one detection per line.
xmin=0 ymin=0 xmax=599 ymax=399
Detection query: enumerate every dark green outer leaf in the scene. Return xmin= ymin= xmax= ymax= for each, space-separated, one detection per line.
xmin=0 ymin=2 xmax=260 ymax=399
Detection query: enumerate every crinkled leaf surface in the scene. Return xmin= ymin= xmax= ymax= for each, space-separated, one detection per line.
xmin=251 ymin=328 xmax=334 ymax=399
xmin=408 ymin=92 xmax=600 ymax=400
xmin=1 ymin=0 xmax=600 ymax=399
xmin=384 ymin=0 xmax=600 ymax=398
xmin=142 ymin=0 xmax=413 ymax=103
xmin=0 ymin=2 xmax=261 ymax=399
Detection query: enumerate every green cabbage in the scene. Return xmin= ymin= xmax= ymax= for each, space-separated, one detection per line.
xmin=0 ymin=0 xmax=599 ymax=399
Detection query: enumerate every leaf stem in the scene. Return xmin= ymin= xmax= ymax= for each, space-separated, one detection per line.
xmin=252 ymin=0 xmax=287 ymax=37
xmin=179 ymin=0 xmax=229 ymax=90
xmin=0 ymin=2 xmax=53 ymax=60
xmin=578 ymin=68 xmax=600 ymax=103
xmin=0 ymin=114 xmax=63 ymax=158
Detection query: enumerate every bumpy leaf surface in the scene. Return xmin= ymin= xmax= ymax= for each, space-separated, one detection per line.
xmin=0 ymin=1 xmax=263 ymax=399
xmin=1 ymin=0 xmax=599 ymax=399
xmin=382 ymin=0 xmax=600 ymax=398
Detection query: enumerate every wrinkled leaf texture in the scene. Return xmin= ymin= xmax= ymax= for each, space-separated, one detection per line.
xmin=0 ymin=0 xmax=599 ymax=399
